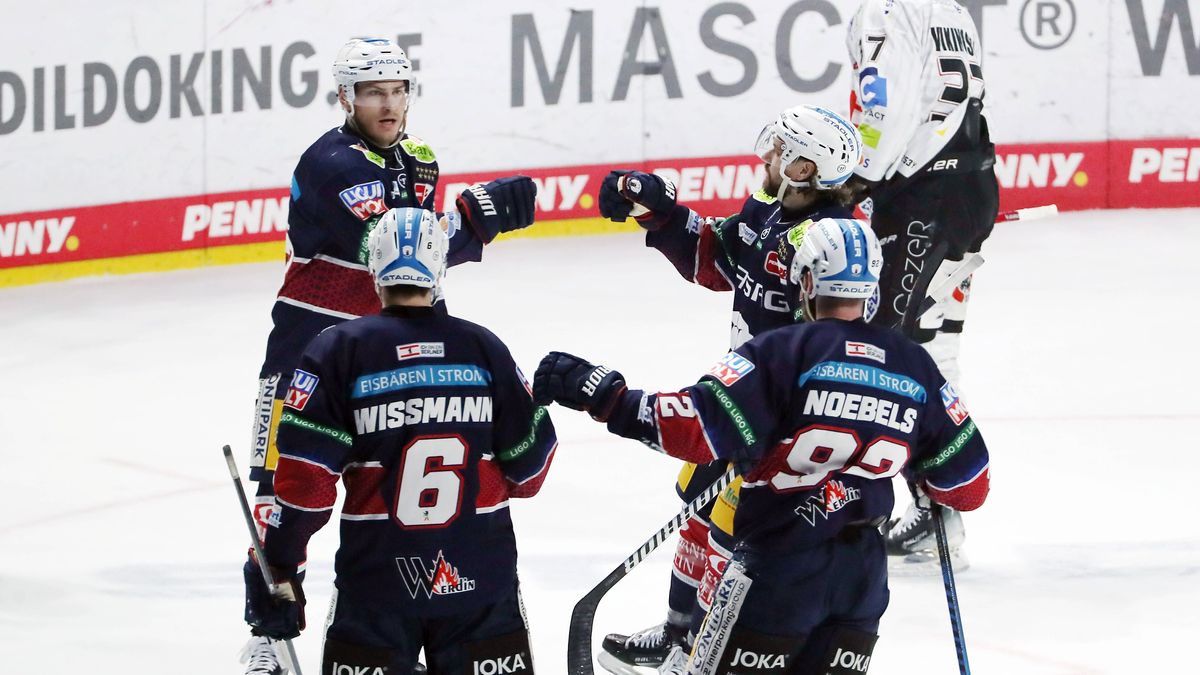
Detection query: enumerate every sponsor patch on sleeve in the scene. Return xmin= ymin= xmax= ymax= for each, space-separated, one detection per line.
xmin=845 ymin=341 xmax=886 ymax=364
xmin=283 ymin=369 xmax=320 ymax=410
xmin=940 ymin=382 xmax=970 ymax=426
xmin=338 ymin=180 xmax=388 ymax=221
xmin=396 ymin=342 xmax=446 ymax=361
xmin=706 ymin=352 xmax=755 ymax=387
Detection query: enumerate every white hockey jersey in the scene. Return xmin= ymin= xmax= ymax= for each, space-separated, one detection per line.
xmin=847 ymin=0 xmax=986 ymax=183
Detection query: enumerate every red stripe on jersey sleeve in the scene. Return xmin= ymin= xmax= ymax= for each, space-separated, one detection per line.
xmin=274 ymin=455 xmax=339 ymax=511
xmin=926 ymin=467 xmax=990 ymax=512
xmin=278 ymin=258 xmax=379 ymax=317
xmin=694 ymin=226 xmax=733 ymax=291
xmin=342 ymin=463 xmax=389 ymax=516
xmin=507 ymin=444 xmax=557 ymax=498
xmin=656 ymin=393 xmax=719 ymax=464
xmin=476 ymin=456 xmax=510 ymax=509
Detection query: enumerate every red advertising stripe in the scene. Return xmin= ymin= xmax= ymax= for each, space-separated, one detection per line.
xmin=2 ymin=139 xmax=1198 ymax=282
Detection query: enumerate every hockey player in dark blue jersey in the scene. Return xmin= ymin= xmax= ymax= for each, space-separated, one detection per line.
xmin=243 ymin=37 xmax=540 ymax=673
xmin=534 ymin=218 xmax=989 ymax=674
xmin=592 ymin=106 xmax=866 ymax=672
xmin=243 ymin=207 xmax=557 ymax=675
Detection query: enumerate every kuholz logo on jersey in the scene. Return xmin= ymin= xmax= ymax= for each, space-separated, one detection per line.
xmin=395 ymin=550 xmax=476 ymax=599
xmin=338 ymin=181 xmax=388 ymax=221
xmin=396 ymin=342 xmax=445 ymax=361
xmin=283 ymin=369 xmax=319 ymax=410
xmin=940 ymin=382 xmax=969 ymax=426
xmin=708 ymin=352 xmax=755 ymax=386
xmin=845 ymin=341 xmax=886 ymax=364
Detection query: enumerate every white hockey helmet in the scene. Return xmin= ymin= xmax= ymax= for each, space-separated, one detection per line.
xmin=787 ymin=218 xmax=882 ymax=300
xmin=368 ymin=208 xmax=448 ymax=289
xmin=755 ymin=105 xmax=863 ymax=197
xmin=332 ymin=37 xmax=415 ymax=106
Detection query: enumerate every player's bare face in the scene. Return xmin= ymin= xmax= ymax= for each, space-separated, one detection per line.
xmin=352 ymin=81 xmax=409 ymax=146
xmin=762 ymin=138 xmax=785 ymax=194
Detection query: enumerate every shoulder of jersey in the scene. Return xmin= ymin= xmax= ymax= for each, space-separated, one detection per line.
xmin=398 ymin=133 xmax=437 ymax=164
xmin=298 ymin=126 xmax=389 ymax=179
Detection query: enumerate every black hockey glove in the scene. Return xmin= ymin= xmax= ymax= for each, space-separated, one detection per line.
xmin=599 ymin=170 xmax=635 ymax=221
xmin=243 ymin=552 xmax=306 ymax=640
xmin=456 ymin=175 xmax=537 ymax=244
xmin=533 ymin=351 xmax=627 ymax=422
xmin=598 ymin=170 xmax=677 ymax=230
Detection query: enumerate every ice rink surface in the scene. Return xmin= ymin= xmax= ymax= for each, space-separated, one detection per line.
xmin=1 ymin=207 xmax=1197 ymax=674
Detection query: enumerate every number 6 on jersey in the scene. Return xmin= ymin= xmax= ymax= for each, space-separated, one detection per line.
xmin=395 ymin=435 xmax=467 ymax=528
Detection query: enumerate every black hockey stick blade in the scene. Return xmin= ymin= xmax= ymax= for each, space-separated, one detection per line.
xmin=567 ymin=468 xmax=736 ymax=675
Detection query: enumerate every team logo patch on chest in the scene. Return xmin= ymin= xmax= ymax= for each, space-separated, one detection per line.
xmin=707 ymin=352 xmax=755 ymax=386
xmin=283 ymin=369 xmax=319 ymax=410
xmin=764 ymin=250 xmax=788 ymax=281
xmin=338 ymin=181 xmax=388 ymax=221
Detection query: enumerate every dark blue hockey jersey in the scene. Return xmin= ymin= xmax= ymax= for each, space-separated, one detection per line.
xmin=647 ymin=193 xmax=852 ymax=348
xmin=263 ymin=305 xmax=557 ymax=616
xmin=606 ymin=318 xmax=989 ymax=549
xmin=259 ymin=125 xmax=485 ymax=378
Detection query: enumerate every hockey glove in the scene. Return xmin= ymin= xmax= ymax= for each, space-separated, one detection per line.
xmin=243 ymin=552 xmax=306 ymax=640
xmin=456 ymin=175 xmax=537 ymax=244
xmin=599 ymin=170 xmax=677 ymax=230
xmin=533 ymin=351 xmax=627 ymax=422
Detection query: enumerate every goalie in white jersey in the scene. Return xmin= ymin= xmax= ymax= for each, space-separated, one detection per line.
xmin=846 ymin=0 xmax=999 ymax=563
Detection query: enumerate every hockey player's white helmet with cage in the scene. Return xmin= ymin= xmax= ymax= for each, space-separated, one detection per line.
xmin=333 ymin=37 xmax=415 ymax=109
xmin=755 ymin=105 xmax=863 ymax=200
xmin=787 ymin=218 xmax=882 ymax=300
xmin=368 ymin=208 xmax=448 ymax=289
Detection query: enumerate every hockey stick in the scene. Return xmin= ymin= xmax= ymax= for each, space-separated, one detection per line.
xmin=933 ymin=505 xmax=971 ymax=675
xmin=223 ymin=445 xmax=304 ymax=675
xmin=568 ymin=467 xmax=737 ymax=675
xmin=566 ymin=254 xmax=984 ymax=674
xmin=996 ymin=203 xmax=1057 ymax=223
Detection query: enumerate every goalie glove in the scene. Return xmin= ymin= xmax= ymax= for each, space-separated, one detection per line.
xmin=456 ymin=175 xmax=537 ymax=244
xmin=243 ymin=551 xmax=306 ymax=640
xmin=532 ymin=351 xmax=627 ymax=422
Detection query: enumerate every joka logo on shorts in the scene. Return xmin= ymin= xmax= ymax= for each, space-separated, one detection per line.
xmin=940 ymin=382 xmax=969 ymax=426
xmin=395 ymin=550 xmax=476 ymax=599
xmin=730 ymin=648 xmax=787 ymax=670
xmin=473 ymin=654 xmax=530 ymax=675
xmin=283 ymin=369 xmax=319 ymax=410
xmin=338 ymin=181 xmax=388 ymax=221
xmin=396 ymin=342 xmax=445 ymax=361
xmin=707 ymin=352 xmax=755 ymax=386
xmin=330 ymin=665 xmax=387 ymax=675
